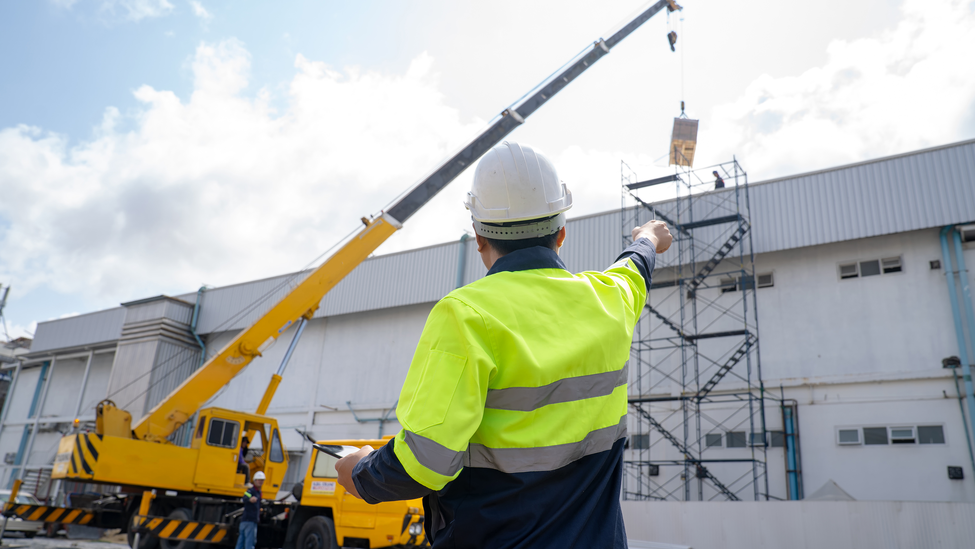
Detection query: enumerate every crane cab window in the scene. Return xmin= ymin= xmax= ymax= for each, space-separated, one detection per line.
xmin=207 ymin=418 xmax=241 ymax=448
xmin=269 ymin=429 xmax=285 ymax=463
xmin=195 ymin=416 xmax=207 ymax=439
xmin=312 ymin=451 xmax=339 ymax=478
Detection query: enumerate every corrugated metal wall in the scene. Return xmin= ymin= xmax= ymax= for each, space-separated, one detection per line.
xmin=29 ymin=138 xmax=975 ymax=349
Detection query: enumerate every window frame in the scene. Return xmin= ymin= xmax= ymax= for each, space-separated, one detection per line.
xmin=726 ymin=431 xmax=747 ymax=448
xmin=205 ymin=417 xmax=241 ymax=449
xmin=836 ymin=428 xmax=861 ymax=445
xmin=889 ymin=426 xmax=917 ymax=444
xmin=269 ymin=429 xmax=285 ymax=463
xmin=705 ymin=433 xmax=722 ymax=448
xmin=918 ymin=425 xmax=946 ymax=445
xmin=839 ymin=256 xmax=904 ymax=281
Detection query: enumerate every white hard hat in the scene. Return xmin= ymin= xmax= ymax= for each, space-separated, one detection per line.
xmin=253 ymin=471 xmax=266 ymax=480
xmin=465 ymin=142 xmax=572 ymax=240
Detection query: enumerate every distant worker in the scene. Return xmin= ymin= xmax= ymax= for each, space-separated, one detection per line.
xmin=713 ymin=170 xmax=725 ymax=189
xmin=236 ymin=470 xmax=264 ymax=549
xmin=336 ymin=142 xmax=672 ymax=548
xmin=238 ymin=436 xmax=250 ymax=481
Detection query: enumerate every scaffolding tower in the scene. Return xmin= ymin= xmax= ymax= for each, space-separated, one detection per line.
xmin=620 ymin=157 xmax=769 ymax=501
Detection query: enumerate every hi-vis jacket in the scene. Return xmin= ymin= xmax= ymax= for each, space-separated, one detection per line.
xmin=352 ymin=238 xmax=656 ymax=549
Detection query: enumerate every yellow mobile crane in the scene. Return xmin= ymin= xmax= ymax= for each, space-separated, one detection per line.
xmin=2 ymin=2 xmax=682 ymax=548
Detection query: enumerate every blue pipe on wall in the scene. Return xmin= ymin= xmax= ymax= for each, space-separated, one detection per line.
xmin=456 ymin=234 xmax=471 ymax=289
xmin=190 ymin=286 xmax=207 ymax=369
xmin=783 ymin=405 xmax=800 ymax=500
xmin=940 ymin=226 xmax=975 ymax=472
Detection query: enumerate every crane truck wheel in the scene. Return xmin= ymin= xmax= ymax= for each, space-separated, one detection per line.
xmin=159 ymin=509 xmax=197 ymax=549
xmin=296 ymin=516 xmax=337 ymax=549
xmin=127 ymin=514 xmax=160 ymax=549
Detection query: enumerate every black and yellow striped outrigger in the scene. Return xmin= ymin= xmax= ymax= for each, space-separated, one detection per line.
xmin=133 ymin=515 xmax=230 ymax=544
xmin=1 ymin=479 xmax=97 ymax=526
xmin=4 ymin=503 xmax=95 ymax=525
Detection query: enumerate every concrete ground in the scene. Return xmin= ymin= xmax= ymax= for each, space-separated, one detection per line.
xmin=0 ymin=536 xmax=128 ymax=549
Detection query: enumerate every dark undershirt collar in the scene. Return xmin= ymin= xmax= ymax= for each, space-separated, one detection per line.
xmin=486 ymin=246 xmax=568 ymax=276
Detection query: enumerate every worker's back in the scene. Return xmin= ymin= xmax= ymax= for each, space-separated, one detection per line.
xmin=396 ymin=244 xmax=650 ymax=548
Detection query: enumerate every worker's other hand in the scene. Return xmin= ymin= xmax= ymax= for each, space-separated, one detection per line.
xmin=249 ymin=496 xmax=257 ymax=503
xmin=632 ymin=220 xmax=673 ymax=253
xmin=336 ymin=445 xmax=374 ymax=500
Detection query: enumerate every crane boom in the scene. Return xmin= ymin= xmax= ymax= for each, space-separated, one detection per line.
xmin=132 ymin=0 xmax=681 ymax=441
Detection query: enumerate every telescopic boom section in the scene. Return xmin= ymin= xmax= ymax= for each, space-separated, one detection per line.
xmin=132 ymin=0 xmax=680 ymax=442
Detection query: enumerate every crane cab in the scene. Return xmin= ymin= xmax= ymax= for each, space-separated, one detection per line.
xmin=52 ymin=407 xmax=288 ymax=498
xmin=190 ymin=407 xmax=289 ymax=495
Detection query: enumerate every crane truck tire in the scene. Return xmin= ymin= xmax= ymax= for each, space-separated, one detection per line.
xmin=128 ymin=517 xmax=160 ymax=549
xmin=159 ymin=508 xmax=197 ymax=549
xmin=296 ymin=516 xmax=337 ymax=549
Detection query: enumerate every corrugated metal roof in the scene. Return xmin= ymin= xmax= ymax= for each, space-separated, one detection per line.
xmin=30 ymin=308 xmax=127 ymax=354
xmin=29 ymin=138 xmax=975 ymax=350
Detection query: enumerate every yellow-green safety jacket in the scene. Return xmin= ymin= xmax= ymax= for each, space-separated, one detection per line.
xmin=352 ymin=238 xmax=656 ymax=549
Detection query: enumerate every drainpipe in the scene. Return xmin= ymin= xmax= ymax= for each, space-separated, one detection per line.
xmin=940 ymin=226 xmax=975 ymax=473
xmin=347 ymin=400 xmax=398 ymax=439
xmin=190 ymin=286 xmax=207 ymax=369
xmin=181 ymin=287 xmax=207 ymax=447
xmin=456 ymin=234 xmax=471 ymax=289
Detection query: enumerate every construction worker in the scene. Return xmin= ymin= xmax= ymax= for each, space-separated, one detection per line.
xmin=336 ymin=142 xmax=672 ymax=548
xmin=236 ymin=470 xmax=264 ymax=549
xmin=238 ymin=436 xmax=250 ymax=481
xmin=713 ymin=170 xmax=725 ymax=189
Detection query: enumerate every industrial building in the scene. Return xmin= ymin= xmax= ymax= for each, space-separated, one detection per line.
xmin=1 ymin=138 xmax=974 ymax=512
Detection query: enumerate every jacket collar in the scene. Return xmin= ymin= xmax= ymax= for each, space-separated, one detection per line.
xmin=486 ymin=246 xmax=568 ymax=276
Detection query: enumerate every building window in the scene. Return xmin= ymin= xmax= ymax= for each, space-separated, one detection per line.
xmin=840 ymin=425 xmax=946 ymax=446
xmin=918 ymin=425 xmax=946 ymax=444
xmin=720 ymin=273 xmax=773 ymax=293
xmin=837 ymin=429 xmax=861 ymax=445
xmin=890 ymin=427 xmax=916 ymax=444
xmin=720 ymin=278 xmax=737 ymax=294
xmin=863 ymin=427 xmax=889 ymax=445
xmin=839 ymin=256 xmax=903 ymax=280
xmin=881 ymin=257 xmax=902 ymax=273
xmin=630 ymin=434 xmax=650 ymax=449
xmin=859 ymin=259 xmax=881 ymax=277
xmin=705 ymin=433 xmax=722 ymax=448
xmin=769 ymin=431 xmax=785 ymax=448
xmin=726 ymin=431 xmax=746 ymax=448
xmin=839 ymin=263 xmax=859 ymax=279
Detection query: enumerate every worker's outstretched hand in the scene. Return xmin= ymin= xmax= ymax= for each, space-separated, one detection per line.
xmin=336 ymin=445 xmax=374 ymax=499
xmin=632 ymin=220 xmax=673 ymax=253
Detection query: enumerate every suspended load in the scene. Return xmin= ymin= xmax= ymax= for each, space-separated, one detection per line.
xmin=669 ymin=115 xmax=698 ymax=167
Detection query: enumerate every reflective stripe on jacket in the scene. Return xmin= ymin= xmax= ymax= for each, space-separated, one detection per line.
xmin=353 ymin=239 xmax=656 ymax=548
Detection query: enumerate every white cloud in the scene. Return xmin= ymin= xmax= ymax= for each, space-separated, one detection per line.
xmin=100 ymin=0 xmax=174 ymax=21
xmin=0 ymin=41 xmax=485 ymax=304
xmin=703 ymin=0 xmax=975 ymax=179
xmin=189 ymin=0 xmax=211 ymax=21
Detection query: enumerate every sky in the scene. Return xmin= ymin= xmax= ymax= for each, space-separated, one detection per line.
xmin=1 ymin=0 xmax=974 ymax=340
